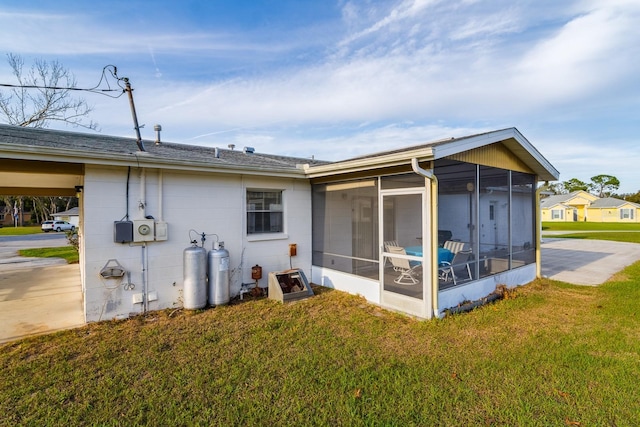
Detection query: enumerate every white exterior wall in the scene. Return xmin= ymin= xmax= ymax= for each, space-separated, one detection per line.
xmin=82 ymin=165 xmax=311 ymax=322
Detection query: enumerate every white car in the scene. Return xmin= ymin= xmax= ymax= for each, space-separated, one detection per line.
xmin=41 ymin=220 xmax=75 ymax=232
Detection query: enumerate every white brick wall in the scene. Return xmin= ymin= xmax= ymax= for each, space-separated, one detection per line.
xmin=82 ymin=165 xmax=311 ymax=322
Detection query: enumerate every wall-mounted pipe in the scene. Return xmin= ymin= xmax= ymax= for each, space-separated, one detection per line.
xmin=139 ymin=168 xmax=146 ymax=217
xmin=411 ymin=158 xmax=440 ymax=319
xmin=158 ymin=169 xmax=164 ymax=221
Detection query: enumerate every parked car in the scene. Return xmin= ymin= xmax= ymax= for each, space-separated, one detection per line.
xmin=41 ymin=220 xmax=75 ymax=232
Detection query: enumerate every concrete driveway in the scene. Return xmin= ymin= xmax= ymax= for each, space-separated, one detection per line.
xmin=0 ymin=233 xmax=84 ymax=344
xmin=541 ymin=237 xmax=640 ymax=285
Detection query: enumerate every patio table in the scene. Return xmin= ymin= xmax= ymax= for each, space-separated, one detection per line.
xmin=404 ymin=246 xmax=454 ymax=264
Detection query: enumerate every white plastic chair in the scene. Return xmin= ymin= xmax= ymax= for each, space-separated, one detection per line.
xmin=387 ymin=246 xmax=421 ymax=285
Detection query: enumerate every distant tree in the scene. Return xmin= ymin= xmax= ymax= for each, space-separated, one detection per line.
xmin=561 ymin=178 xmax=589 ymax=194
xmin=623 ymin=191 xmax=640 ymax=204
xmin=589 ymin=174 xmax=620 ymax=198
xmin=0 ymin=53 xmax=90 ymax=224
xmin=0 ymin=53 xmax=97 ymax=129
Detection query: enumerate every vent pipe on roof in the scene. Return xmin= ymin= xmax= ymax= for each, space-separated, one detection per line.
xmin=214 ymin=147 xmax=220 ymax=158
xmin=154 ymin=124 xmax=162 ymax=145
xmin=228 ymin=144 xmax=235 ymax=150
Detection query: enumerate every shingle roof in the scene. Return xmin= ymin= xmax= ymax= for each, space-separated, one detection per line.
xmin=0 ymin=124 xmax=328 ymax=172
xmin=540 ymin=193 xmax=575 ymax=208
xmin=589 ymin=197 xmax=640 ymax=209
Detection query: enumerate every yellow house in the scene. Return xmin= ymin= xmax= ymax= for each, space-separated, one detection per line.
xmin=540 ymin=190 xmax=598 ymax=222
xmin=586 ymin=197 xmax=640 ymax=223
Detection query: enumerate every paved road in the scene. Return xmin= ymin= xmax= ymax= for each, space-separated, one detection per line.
xmin=0 ymin=233 xmax=69 ymax=270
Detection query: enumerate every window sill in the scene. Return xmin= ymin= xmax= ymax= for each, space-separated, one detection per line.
xmin=247 ymin=233 xmax=289 ymax=242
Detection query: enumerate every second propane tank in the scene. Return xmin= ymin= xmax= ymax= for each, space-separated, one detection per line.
xmin=208 ymin=241 xmax=230 ymax=306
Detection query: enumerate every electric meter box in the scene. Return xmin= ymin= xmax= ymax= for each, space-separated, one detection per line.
xmin=133 ymin=219 xmax=155 ymax=242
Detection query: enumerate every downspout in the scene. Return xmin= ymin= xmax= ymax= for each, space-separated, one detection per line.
xmin=411 ymin=158 xmax=439 ymax=318
xmin=535 ymin=182 xmax=547 ymax=279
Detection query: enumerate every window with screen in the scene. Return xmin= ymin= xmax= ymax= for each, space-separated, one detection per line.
xmin=247 ymin=190 xmax=283 ymax=234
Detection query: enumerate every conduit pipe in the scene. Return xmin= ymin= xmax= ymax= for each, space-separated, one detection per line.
xmin=139 ymin=168 xmax=146 ymax=217
xmin=158 ymin=169 xmax=164 ymax=221
xmin=411 ymin=158 xmax=440 ymax=319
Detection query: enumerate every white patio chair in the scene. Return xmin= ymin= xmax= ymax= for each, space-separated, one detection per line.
xmin=383 ymin=240 xmax=399 ymax=267
xmin=438 ymin=250 xmax=472 ymax=286
xmin=387 ymin=245 xmax=421 ymax=285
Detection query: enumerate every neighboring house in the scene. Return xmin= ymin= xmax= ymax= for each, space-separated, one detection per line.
xmin=587 ymin=197 xmax=640 ymax=222
xmin=0 ymin=202 xmax=32 ymax=227
xmin=0 ymin=124 xmax=559 ymax=321
xmin=53 ymin=207 xmax=80 ymax=227
xmin=540 ymin=190 xmax=598 ymax=222
xmin=541 ymin=190 xmax=639 ymax=223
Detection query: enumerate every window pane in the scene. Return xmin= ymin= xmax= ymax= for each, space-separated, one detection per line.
xmin=312 ymin=179 xmax=379 ymax=279
xmin=512 ymin=171 xmax=535 ymax=268
xmin=479 ymin=166 xmax=509 ymax=276
xmin=247 ymin=190 xmax=283 ymax=234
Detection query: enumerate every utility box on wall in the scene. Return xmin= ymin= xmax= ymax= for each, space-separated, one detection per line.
xmin=114 ymin=221 xmax=133 ymax=244
xmin=133 ymin=219 xmax=155 ymax=242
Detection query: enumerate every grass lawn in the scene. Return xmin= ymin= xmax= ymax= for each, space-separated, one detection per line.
xmin=542 ymin=222 xmax=640 ymax=244
xmin=18 ymin=246 xmax=79 ymax=264
xmin=0 ymin=225 xmax=41 ymax=235
xmin=542 ymin=221 xmax=640 ymax=231
xmin=2 ymin=266 xmax=640 ymax=425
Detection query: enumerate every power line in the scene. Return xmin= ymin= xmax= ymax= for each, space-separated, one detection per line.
xmin=0 ymin=64 xmax=128 ymax=98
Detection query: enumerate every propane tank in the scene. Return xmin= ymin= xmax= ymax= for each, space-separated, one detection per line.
xmin=183 ymin=244 xmax=207 ymax=309
xmin=208 ymin=241 xmax=230 ymax=306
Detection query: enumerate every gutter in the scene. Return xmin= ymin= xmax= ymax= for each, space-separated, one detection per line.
xmin=411 ymin=158 xmax=439 ymax=319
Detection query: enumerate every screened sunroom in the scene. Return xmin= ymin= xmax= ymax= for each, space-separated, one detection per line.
xmin=307 ymin=128 xmax=559 ymax=318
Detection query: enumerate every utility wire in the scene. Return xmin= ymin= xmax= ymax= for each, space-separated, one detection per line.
xmin=0 ymin=64 xmax=128 ymax=98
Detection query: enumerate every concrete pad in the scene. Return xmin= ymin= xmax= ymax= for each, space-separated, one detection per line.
xmin=0 ymin=264 xmax=84 ymax=343
xmin=541 ymin=238 xmax=640 ymax=285
xmin=0 ymin=234 xmax=84 ymax=344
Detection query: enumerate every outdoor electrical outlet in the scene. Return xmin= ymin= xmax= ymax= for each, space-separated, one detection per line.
xmin=289 ymin=243 xmax=297 ymax=257
xmin=132 ymin=293 xmax=144 ymax=304
xmin=148 ymin=291 xmax=158 ymax=302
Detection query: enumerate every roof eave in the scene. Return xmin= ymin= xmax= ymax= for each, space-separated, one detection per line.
xmin=304 ymin=147 xmax=435 ymax=178
xmin=433 ymin=128 xmax=560 ymax=182
xmin=0 ymin=143 xmax=307 ymax=179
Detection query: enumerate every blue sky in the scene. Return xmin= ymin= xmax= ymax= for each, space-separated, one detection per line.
xmin=1 ymin=0 xmax=639 ymax=193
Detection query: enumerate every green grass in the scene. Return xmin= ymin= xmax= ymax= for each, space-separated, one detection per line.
xmin=2 ymin=268 xmax=640 ymax=425
xmin=0 ymin=225 xmax=41 ymax=235
xmin=542 ymin=222 xmax=640 ymax=243
xmin=542 ymin=221 xmax=640 ymax=231
xmin=18 ymin=246 xmax=79 ymax=264
xmin=547 ymin=232 xmax=640 ymax=244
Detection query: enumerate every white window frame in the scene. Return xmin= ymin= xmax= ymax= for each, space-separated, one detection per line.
xmin=551 ymin=209 xmax=564 ymax=220
xmin=620 ymin=208 xmax=634 ymax=220
xmin=246 ymin=189 xmax=285 ymax=236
